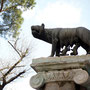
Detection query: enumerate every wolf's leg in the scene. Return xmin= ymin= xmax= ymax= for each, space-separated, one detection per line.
xmin=56 ymin=43 xmax=60 ymax=56
xmin=56 ymin=48 xmax=60 ymax=56
xmin=50 ymin=38 xmax=58 ymax=57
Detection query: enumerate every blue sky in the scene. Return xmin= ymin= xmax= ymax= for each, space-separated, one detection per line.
xmin=1 ymin=0 xmax=90 ymax=90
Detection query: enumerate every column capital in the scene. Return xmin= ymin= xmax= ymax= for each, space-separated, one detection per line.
xmin=30 ymin=55 xmax=90 ymax=89
xmin=30 ymin=69 xmax=89 ymax=89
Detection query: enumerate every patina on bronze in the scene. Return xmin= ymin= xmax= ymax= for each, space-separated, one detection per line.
xmin=31 ymin=23 xmax=90 ymax=57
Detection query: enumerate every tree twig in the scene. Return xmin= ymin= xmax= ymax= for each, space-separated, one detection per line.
xmin=8 ymin=41 xmax=21 ymax=57
xmin=6 ymin=70 xmax=25 ymax=84
xmin=0 ymin=65 xmax=25 ymax=72
xmin=0 ymin=0 xmax=4 ymax=12
xmin=4 ymin=57 xmax=24 ymax=78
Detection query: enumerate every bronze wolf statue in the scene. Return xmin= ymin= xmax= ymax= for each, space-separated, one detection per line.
xmin=31 ymin=23 xmax=90 ymax=57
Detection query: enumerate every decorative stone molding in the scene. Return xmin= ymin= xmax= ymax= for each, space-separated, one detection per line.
xmin=30 ymin=55 xmax=90 ymax=89
xmin=73 ymin=70 xmax=89 ymax=85
xmin=30 ymin=73 xmax=45 ymax=89
xmin=31 ymin=55 xmax=90 ymax=72
xmin=43 ymin=70 xmax=75 ymax=82
xmin=30 ymin=69 xmax=90 ymax=89
xmin=73 ymin=70 xmax=90 ymax=88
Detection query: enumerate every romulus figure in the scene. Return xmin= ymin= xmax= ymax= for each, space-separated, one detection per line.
xmin=31 ymin=23 xmax=90 ymax=57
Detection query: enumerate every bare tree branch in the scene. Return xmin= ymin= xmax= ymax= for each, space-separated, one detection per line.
xmin=3 ymin=40 xmax=29 ymax=78
xmin=6 ymin=70 xmax=25 ymax=84
xmin=0 ymin=65 xmax=25 ymax=72
xmin=2 ymin=77 xmax=6 ymax=86
xmin=3 ymin=56 xmax=24 ymax=78
xmin=8 ymin=41 xmax=21 ymax=57
xmin=0 ymin=0 xmax=4 ymax=12
xmin=14 ymin=38 xmax=19 ymax=48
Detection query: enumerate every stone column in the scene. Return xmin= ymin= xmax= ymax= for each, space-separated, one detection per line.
xmin=30 ymin=55 xmax=90 ymax=90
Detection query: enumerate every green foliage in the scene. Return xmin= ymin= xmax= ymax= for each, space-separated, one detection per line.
xmin=0 ymin=0 xmax=36 ymax=38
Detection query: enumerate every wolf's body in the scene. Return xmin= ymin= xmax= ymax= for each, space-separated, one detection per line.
xmin=31 ymin=24 xmax=90 ymax=56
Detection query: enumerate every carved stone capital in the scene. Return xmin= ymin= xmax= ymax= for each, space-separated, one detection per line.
xmin=30 ymin=55 xmax=90 ymax=89
xmin=30 ymin=73 xmax=45 ymax=89
xmin=73 ymin=70 xmax=89 ymax=85
xmin=30 ymin=69 xmax=89 ymax=89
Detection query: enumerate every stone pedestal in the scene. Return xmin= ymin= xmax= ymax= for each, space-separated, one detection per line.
xmin=30 ymin=55 xmax=90 ymax=90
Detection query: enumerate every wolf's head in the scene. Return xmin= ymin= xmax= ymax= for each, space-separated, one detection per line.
xmin=31 ymin=23 xmax=45 ymax=38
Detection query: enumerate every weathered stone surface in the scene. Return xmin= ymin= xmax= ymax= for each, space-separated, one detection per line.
xmin=44 ymin=82 xmax=60 ymax=90
xmin=73 ymin=70 xmax=89 ymax=85
xmin=30 ymin=55 xmax=90 ymax=90
xmin=30 ymin=73 xmax=45 ymax=89
xmin=30 ymin=69 xmax=90 ymax=89
xmin=31 ymin=55 xmax=90 ymax=72
xmin=43 ymin=69 xmax=82 ymax=82
xmin=44 ymin=82 xmax=75 ymax=90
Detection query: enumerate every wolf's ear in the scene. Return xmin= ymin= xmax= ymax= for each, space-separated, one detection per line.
xmin=41 ymin=23 xmax=45 ymax=30
xmin=39 ymin=23 xmax=45 ymax=34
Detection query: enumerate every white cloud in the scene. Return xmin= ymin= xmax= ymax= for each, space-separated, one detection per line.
xmin=22 ymin=1 xmax=82 ymax=28
xmin=22 ymin=9 xmax=36 ymax=20
xmin=35 ymin=1 xmax=81 ymax=27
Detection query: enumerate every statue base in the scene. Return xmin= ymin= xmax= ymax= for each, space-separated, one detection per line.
xmin=30 ymin=55 xmax=90 ymax=90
